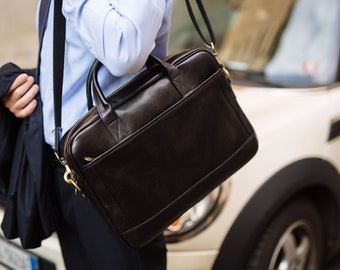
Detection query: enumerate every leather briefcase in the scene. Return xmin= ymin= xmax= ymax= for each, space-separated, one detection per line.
xmin=57 ymin=47 xmax=258 ymax=247
xmin=54 ymin=0 xmax=258 ymax=248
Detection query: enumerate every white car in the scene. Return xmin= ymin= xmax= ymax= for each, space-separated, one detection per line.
xmin=1 ymin=0 xmax=340 ymax=269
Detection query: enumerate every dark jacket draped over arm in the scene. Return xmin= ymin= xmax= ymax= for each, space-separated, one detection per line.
xmin=0 ymin=63 xmax=25 ymax=194
xmin=0 ymin=63 xmax=59 ymax=249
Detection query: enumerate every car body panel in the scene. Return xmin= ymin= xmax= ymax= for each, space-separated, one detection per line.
xmin=167 ymin=83 xmax=340 ymax=269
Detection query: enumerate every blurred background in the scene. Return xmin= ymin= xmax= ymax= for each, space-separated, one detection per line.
xmin=0 ymin=0 xmax=39 ymax=68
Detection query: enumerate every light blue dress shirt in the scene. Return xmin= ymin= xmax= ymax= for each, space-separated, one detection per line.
xmin=38 ymin=0 xmax=173 ymax=147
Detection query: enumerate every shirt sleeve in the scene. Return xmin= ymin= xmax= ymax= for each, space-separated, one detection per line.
xmin=62 ymin=0 xmax=166 ymax=76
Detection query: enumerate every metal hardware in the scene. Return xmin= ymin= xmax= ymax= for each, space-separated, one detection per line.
xmin=63 ymin=165 xmax=82 ymax=195
xmin=222 ymin=65 xmax=231 ymax=83
xmin=209 ymin=42 xmax=218 ymax=56
xmin=84 ymin=156 xmax=94 ymax=162
xmin=208 ymin=42 xmax=231 ymax=83
xmin=54 ymin=152 xmax=82 ymax=195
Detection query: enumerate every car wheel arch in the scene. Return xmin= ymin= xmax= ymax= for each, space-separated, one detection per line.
xmin=212 ymin=157 xmax=340 ymax=270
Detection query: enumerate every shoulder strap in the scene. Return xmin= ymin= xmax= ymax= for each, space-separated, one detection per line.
xmin=185 ymin=0 xmax=216 ymax=48
xmin=39 ymin=0 xmax=51 ymax=42
xmin=53 ymin=0 xmax=66 ymax=153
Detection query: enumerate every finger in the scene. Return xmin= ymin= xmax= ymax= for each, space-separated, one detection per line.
xmin=9 ymin=76 xmax=36 ymax=100
xmin=16 ymin=99 xmax=38 ymax=119
xmin=8 ymin=73 xmax=29 ymax=93
xmin=3 ymin=83 xmax=39 ymax=117
xmin=13 ymin=84 xmax=39 ymax=111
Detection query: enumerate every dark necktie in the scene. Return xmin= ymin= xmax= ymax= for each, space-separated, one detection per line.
xmin=38 ymin=0 xmax=51 ymax=41
xmin=36 ymin=0 xmax=51 ymax=80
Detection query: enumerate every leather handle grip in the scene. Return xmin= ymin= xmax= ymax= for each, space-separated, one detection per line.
xmin=87 ymin=60 xmax=118 ymax=125
xmin=86 ymin=0 xmax=215 ymax=111
xmin=86 ymin=55 xmax=181 ymax=111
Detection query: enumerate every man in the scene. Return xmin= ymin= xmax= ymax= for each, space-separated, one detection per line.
xmin=1 ymin=0 xmax=173 ymax=269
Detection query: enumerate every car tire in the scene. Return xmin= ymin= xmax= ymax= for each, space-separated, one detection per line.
xmin=245 ymin=197 xmax=324 ymax=270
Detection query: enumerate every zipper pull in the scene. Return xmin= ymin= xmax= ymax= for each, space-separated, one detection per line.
xmin=54 ymin=152 xmax=82 ymax=195
xmin=63 ymin=164 xmax=82 ymax=196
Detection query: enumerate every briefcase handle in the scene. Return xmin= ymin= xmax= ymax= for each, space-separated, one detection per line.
xmin=86 ymin=0 xmax=218 ymax=110
xmin=86 ymin=53 xmax=184 ymax=127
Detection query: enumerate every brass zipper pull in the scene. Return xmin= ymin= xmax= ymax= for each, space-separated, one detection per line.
xmin=63 ymin=164 xmax=82 ymax=195
xmin=54 ymin=152 xmax=82 ymax=195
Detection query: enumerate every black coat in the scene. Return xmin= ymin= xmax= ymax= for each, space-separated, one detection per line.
xmin=0 ymin=63 xmax=25 ymax=193
xmin=0 ymin=63 xmax=59 ymax=249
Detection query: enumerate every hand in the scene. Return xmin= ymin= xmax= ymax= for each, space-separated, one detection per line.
xmin=2 ymin=73 xmax=39 ymax=118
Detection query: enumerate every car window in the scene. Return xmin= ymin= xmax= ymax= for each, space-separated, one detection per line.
xmin=264 ymin=0 xmax=340 ymax=85
xmin=169 ymin=0 xmax=340 ymax=86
